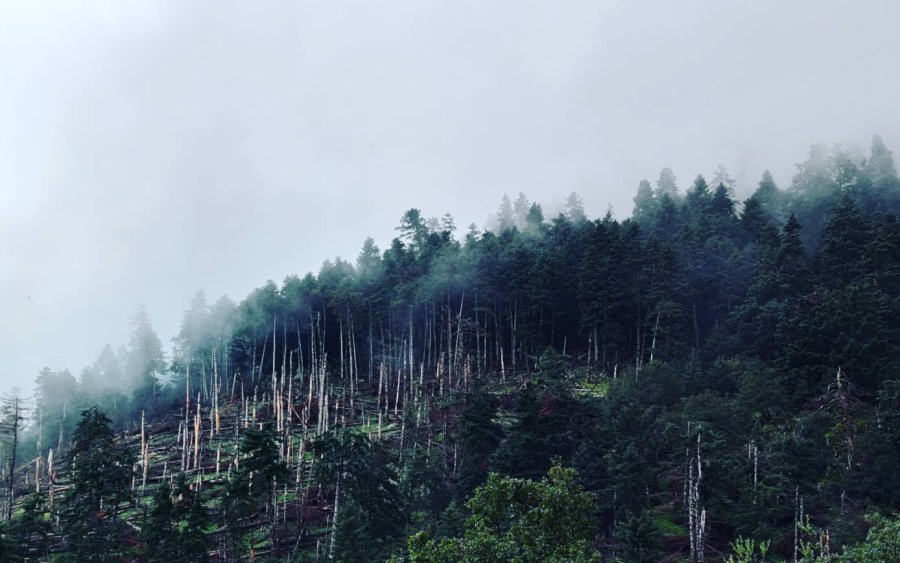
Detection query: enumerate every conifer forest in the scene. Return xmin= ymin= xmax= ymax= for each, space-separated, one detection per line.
xmin=3 ymin=138 xmax=900 ymax=562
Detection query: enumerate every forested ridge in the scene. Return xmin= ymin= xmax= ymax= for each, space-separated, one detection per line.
xmin=2 ymin=138 xmax=900 ymax=561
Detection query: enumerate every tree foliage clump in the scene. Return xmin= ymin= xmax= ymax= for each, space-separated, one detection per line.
xmin=398 ymin=465 xmax=599 ymax=563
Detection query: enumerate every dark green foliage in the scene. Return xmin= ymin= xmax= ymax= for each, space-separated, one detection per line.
xmin=566 ymin=191 xmax=587 ymax=223
xmin=820 ymin=194 xmax=870 ymax=285
xmin=311 ymin=429 xmax=404 ymax=561
xmin=400 ymin=446 xmax=452 ymax=521
xmin=632 ymin=179 xmax=657 ymax=221
xmin=525 ymin=202 xmax=545 ymax=231
xmin=173 ymin=473 xmax=214 ymax=561
xmin=400 ymin=465 xmax=599 ymax=562
xmin=60 ymin=406 xmax=134 ymax=561
xmin=839 ymin=513 xmax=900 ymax=561
xmin=224 ymin=423 xmax=289 ymax=534
xmin=456 ymin=391 xmax=503 ymax=499
xmin=656 ymin=167 xmax=678 ymax=196
xmin=126 ymin=307 xmax=166 ymax=415
xmin=143 ymin=474 xmax=212 ymax=562
xmin=491 ymin=362 xmax=595 ymax=480
xmin=614 ymin=510 xmax=661 ymax=563
xmin=3 ymin=492 xmax=52 ymax=561
xmin=331 ymin=498 xmax=375 ymax=562
xmin=239 ymin=424 xmax=290 ymax=484
xmin=142 ymin=479 xmax=178 ymax=560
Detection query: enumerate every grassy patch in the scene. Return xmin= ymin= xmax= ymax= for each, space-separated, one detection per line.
xmin=574 ymin=379 xmax=610 ymax=397
xmin=652 ymin=515 xmax=686 ymax=537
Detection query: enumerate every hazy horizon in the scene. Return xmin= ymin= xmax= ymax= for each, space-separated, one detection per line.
xmin=3 ymin=0 xmax=900 ymax=398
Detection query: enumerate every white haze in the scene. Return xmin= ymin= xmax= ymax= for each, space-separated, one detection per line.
xmin=2 ymin=0 xmax=900 ymax=396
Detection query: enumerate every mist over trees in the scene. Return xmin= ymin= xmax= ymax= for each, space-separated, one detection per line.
xmin=2 ymin=138 xmax=900 ymax=560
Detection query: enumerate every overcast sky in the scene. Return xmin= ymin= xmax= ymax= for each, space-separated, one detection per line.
xmin=2 ymin=0 xmax=900 ymax=397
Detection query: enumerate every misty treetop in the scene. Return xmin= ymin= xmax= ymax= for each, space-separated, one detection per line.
xmin=3 ymin=137 xmax=900 ymax=561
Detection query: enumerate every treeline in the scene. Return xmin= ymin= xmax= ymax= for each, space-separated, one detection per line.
xmin=2 ymin=136 xmax=900 ymax=560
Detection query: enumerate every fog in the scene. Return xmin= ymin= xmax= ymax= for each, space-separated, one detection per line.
xmin=2 ymin=0 xmax=900 ymax=396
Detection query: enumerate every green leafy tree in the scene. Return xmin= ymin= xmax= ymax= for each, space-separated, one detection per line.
xmin=311 ymin=429 xmax=404 ymax=562
xmin=222 ymin=424 xmax=289 ymax=558
xmin=614 ymin=510 xmax=661 ymax=563
xmin=820 ymin=193 xmax=870 ymax=285
xmin=864 ymin=135 xmax=897 ymax=185
xmin=525 ymin=202 xmax=545 ymax=232
xmin=497 ymin=194 xmax=515 ymax=231
xmin=711 ymin=164 xmax=736 ymax=195
xmin=80 ymin=344 xmax=129 ymax=426
xmin=126 ymin=307 xmax=166 ymax=415
xmin=143 ymin=473 xmax=211 ymax=562
xmin=142 ymin=480 xmax=178 ymax=560
xmin=172 ymin=472 xmax=213 ymax=561
xmin=566 ymin=191 xmax=587 ymax=223
xmin=3 ymin=492 xmax=52 ymax=561
xmin=456 ymin=391 xmax=503 ymax=499
xmin=513 ymin=192 xmax=531 ymax=229
xmin=401 ymin=465 xmax=599 ymax=562
xmin=656 ymin=167 xmax=678 ymax=197
xmin=224 ymin=423 xmax=288 ymax=523
xmin=839 ymin=513 xmax=900 ymax=562
xmin=633 ymin=179 xmax=657 ymax=221
xmin=398 ymin=208 xmax=430 ymax=252
xmin=60 ymin=406 xmax=134 ymax=561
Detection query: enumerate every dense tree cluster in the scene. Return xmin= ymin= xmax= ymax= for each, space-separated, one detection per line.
xmin=2 ymin=138 xmax=900 ymax=560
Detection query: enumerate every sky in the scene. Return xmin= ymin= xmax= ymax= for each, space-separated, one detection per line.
xmin=2 ymin=0 xmax=900 ymax=397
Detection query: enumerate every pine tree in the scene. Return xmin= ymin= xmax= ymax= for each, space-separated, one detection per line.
xmin=864 ymin=135 xmax=897 ymax=185
xmin=311 ymin=429 xmax=404 ymax=561
xmin=820 ymin=193 xmax=869 ymax=285
xmin=710 ymin=164 xmax=736 ymax=195
xmin=525 ymin=202 xmax=545 ymax=232
xmin=457 ymin=392 xmax=503 ymax=499
xmin=685 ymin=175 xmax=712 ymax=226
xmin=656 ymin=167 xmax=679 ymax=197
xmin=60 ymin=406 xmax=134 ymax=561
xmin=142 ymin=480 xmax=178 ymax=561
xmin=126 ymin=307 xmax=165 ymax=416
xmin=633 ymin=179 xmax=656 ymax=221
xmin=494 ymin=194 xmax=514 ymax=232
xmin=172 ymin=473 xmax=213 ymax=561
xmin=397 ymin=208 xmax=429 ymax=253
xmin=565 ymin=191 xmax=587 ymax=223
xmin=513 ymin=192 xmax=531 ymax=228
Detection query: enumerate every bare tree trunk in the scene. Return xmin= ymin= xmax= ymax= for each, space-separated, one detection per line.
xmin=368 ymin=316 xmax=374 ymax=383
xmin=447 ymin=287 xmax=453 ymax=385
xmin=193 ymin=393 xmax=202 ymax=472
xmin=48 ymin=447 xmax=55 ymax=512
xmin=649 ymin=310 xmax=661 ymax=364
xmin=475 ymin=292 xmax=481 ymax=374
xmin=329 ymin=476 xmax=341 ymax=560
xmin=511 ymin=297 xmax=518 ymax=376
xmin=377 ymin=362 xmax=384 ymax=415
xmin=453 ymin=291 xmax=465 ymax=378
xmin=140 ymin=411 xmax=149 ymax=493
xmin=688 ymin=431 xmax=705 ymax=563
xmin=350 ymin=311 xmax=358 ymax=414
xmin=1 ymin=395 xmax=21 ymax=521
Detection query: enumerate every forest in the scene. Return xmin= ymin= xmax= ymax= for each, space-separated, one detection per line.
xmin=1 ymin=137 xmax=900 ymax=562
